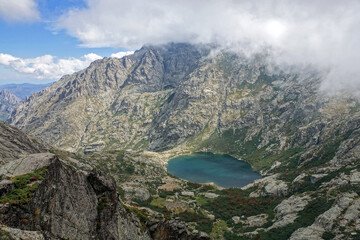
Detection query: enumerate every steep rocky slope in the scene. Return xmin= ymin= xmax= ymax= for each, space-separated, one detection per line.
xmin=10 ymin=44 xmax=360 ymax=172
xmin=0 ymin=121 xmax=209 ymax=240
xmin=10 ymin=43 xmax=207 ymax=153
xmin=0 ymin=121 xmax=45 ymax=165
xmin=0 ymin=89 xmax=21 ymax=121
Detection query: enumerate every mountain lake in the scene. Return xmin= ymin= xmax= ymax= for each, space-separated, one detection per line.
xmin=167 ymin=152 xmax=262 ymax=188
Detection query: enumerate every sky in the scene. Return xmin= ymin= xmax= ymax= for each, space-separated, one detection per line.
xmin=0 ymin=0 xmax=133 ymax=84
xmin=0 ymin=0 xmax=359 ymax=95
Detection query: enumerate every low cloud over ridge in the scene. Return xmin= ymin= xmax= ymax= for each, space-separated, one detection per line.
xmin=0 ymin=53 xmax=102 ymax=79
xmin=56 ymin=0 xmax=360 ymax=95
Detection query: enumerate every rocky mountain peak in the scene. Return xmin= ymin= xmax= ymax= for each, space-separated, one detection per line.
xmin=8 ymin=43 xmax=360 ymax=171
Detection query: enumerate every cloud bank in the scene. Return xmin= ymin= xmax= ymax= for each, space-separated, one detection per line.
xmin=0 ymin=53 xmax=102 ymax=79
xmin=110 ymin=51 xmax=134 ymax=58
xmin=56 ymin=0 xmax=360 ymax=94
xmin=0 ymin=0 xmax=39 ymax=22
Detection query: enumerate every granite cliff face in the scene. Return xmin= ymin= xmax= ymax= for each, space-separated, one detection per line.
xmin=0 ymin=89 xmax=21 ymax=121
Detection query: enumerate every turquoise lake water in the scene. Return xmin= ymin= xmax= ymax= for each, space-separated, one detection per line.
xmin=167 ymin=152 xmax=262 ymax=188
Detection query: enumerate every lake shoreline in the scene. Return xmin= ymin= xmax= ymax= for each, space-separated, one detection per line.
xmin=167 ymin=152 xmax=262 ymax=188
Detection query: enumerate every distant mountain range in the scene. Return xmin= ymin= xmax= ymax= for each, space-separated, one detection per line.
xmin=0 ymin=82 xmax=52 ymax=100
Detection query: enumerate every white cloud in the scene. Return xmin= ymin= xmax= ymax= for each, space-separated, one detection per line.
xmin=0 ymin=53 xmax=102 ymax=80
xmin=111 ymin=51 xmax=134 ymax=58
xmin=0 ymin=0 xmax=39 ymax=22
xmin=56 ymin=0 xmax=360 ymax=94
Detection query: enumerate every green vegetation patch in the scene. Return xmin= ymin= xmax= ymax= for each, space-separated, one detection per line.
xmin=198 ymin=127 xmax=304 ymax=170
xmin=322 ymin=232 xmax=336 ymax=240
xmin=0 ymin=229 xmax=14 ymax=240
xmin=203 ymin=188 xmax=282 ymax=220
xmin=210 ymin=220 xmax=228 ymax=240
xmin=176 ymin=210 xmax=213 ymax=233
xmin=150 ymin=197 xmax=166 ymax=208
xmin=97 ymin=198 xmax=109 ymax=213
xmin=124 ymin=205 xmax=149 ymax=232
xmin=0 ymin=168 xmax=47 ymax=205
xmin=199 ymin=128 xmax=250 ymax=157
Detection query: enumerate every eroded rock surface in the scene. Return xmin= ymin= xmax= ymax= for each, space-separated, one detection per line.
xmin=0 ymin=121 xmax=45 ymax=164
xmin=0 ymin=150 xmax=152 ymax=239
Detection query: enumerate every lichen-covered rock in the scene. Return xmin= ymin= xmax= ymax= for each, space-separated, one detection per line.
xmin=0 ymin=121 xmax=45 ymax=165
xmin=0 ymin=227 xmax=45 ymax=240
xmin=289 ymin=225 xmax=325 ymax=240
xmin=245 ymin=214 xmax=268 ymax=227
xmin=243 ymin=174 xmax=289 ymax=197
xmin=0 ymin=153 xmax=56 ymax=178
xmin=147 ymin=218 xmax=210 ymax=240
xmin=123 ymin=186 xmax=151 ymax=201
xmin=310 ymin=174 xmax=328 ymax=183
xmin=232 ymin=216 xmax=241 ymax=224
xmin=270 ymin=195 xmax=311 ymax=229
xmin=350 ymin=170 xmax=360 ymax=184
xmin=289 ymin=192 xmax=359 ymax=240
xmin=202 ymin=192 xmax=219 ymax=198
xmin=181 ymin=191 xmax=195 ymax=197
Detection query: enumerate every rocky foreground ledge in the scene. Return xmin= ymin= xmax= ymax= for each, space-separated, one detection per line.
xmin=0 ymin=152 xmax=208 ymax=240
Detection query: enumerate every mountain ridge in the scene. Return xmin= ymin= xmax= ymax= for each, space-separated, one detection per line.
xmin=0 ymin=83 xmax=52 ymax=100
xmin=4 ymin=43 xmax=360 ymax=239
xmin=9 ymin=44 xmax=360 ymax=171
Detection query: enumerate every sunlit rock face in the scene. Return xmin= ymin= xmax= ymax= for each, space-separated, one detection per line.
xmin=9 ymin=43 xmax=360 ymax=173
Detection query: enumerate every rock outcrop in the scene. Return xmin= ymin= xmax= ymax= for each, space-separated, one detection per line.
xmin=0 ymin=153 xmax=152 ymax=240
xmin=147 ymin=218 xmax=210 ymax=240
xmin=270 ymin=195 xmax=311 ymax=229
xmin=289 ymin=193 xmax=360 ymax=240
xmin=242 ymin=174 xmax=289 ymax=197
xmin=0 ymin=121 xmax=45 ymax=165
